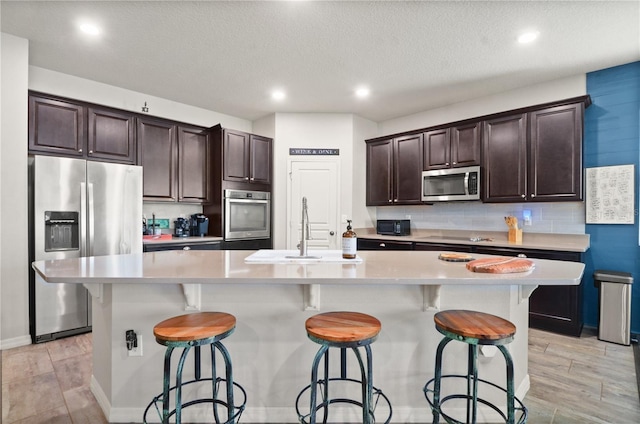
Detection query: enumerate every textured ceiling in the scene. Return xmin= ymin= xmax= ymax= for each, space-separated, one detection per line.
xmin=1 ymin=1 xmax=639 ymax=122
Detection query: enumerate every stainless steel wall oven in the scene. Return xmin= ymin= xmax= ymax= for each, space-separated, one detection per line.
xmin=224 ymin=189 xmax=271 ymax=241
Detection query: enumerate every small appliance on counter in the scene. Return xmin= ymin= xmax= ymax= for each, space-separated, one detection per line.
xmin=190 ymin=214 xmax=209 ymax=236
xmin=376 ymin=219 xmax=411 ymax=236
xmin=173 ymin=217 xmax=190 ymax=237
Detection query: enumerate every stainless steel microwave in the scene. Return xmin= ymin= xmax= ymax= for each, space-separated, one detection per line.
xmin=421 ymin=166 xmax=481 ymax=202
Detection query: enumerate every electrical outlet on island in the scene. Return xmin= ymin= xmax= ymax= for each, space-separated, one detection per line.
xmin=128 ymin=335 xmax=143 ymax=357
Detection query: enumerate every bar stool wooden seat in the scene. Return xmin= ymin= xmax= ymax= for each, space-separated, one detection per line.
xmin=143 ymin=312 xmax=246 ymax=424
xmin=423 ymin=310 xmax=527 ymax=424
xmin=295 ymin=311 xmax=392 ymax=424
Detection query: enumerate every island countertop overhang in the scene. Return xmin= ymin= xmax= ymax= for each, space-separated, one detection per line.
xmin=32 ymin=250 xmax=585 ymax=286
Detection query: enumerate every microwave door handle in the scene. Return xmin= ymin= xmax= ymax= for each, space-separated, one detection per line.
xmin=464 ymin=172 xmax=470 ymax=196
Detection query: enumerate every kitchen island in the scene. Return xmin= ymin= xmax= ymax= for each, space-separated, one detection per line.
xmin=32 ymin=250 xmax=584 ymax=423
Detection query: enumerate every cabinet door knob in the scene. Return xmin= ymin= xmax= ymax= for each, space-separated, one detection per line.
xmin=452 ymin=162 xmax=456 ymax=165
xmin=250 ymin=177 xmax=254 ymax=181
xmin=183 ymin=246 xmax=191 ymax=251
xmin=388 ymin=199 xmax=393 ymax=203
xmin=531 ymin=194 xmax=536 ymax=198
xmin=394 ymin=199 xmax=398 ymax=202
xmin=89 ymin=150 xmax=94 ymax=154
xmin=446 ymin=162 xmax=450 ymax=166
xmin=521 ymin=194 xmax=526 ymax=198
xmin=380 ymin=243 xmax=386 ymax=247
xmin=78 ymin=149 xmax=83 ymax=153
xmin=244 ymin=177 xmax=249 ymax=181
xmin=329 ymin=231 xmax=335 ymax=236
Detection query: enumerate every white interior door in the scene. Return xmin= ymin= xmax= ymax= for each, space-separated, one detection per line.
xmin=288 ymin=159 xmax=339 ymax=250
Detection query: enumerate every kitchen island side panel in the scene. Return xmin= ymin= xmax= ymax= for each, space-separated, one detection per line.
xmin=99 ymin=282 xmax=529 ymax=423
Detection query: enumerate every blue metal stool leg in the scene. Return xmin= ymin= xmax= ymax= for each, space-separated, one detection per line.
xmin=431 ymin=336 xmax=453 ymax=424
xmin=174 ymin=346 xmax=191 ymax=424
xmin=162 ymin=346 xmax=174 ymax=424
xmin=498 ymin=345 xmax=516 ymax=424
xmin=309 ymin=345 xmax=329 ymax=424
xmin=214 ymin=340 xmax=236 ymax=423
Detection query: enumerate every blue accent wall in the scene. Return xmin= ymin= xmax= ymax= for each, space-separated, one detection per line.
xmin=584 ymin=61 xmax=640 ymax=333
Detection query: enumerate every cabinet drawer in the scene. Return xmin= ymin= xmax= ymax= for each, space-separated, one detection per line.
xmin=357 ymin=239 xmax=413 ymax=250
xmin=144 ymin=241 xmax=221 ymax=252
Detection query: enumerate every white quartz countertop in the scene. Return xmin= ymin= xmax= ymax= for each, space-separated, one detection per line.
xmin=32 ymin=250 xmax=584 ymax=286
xmin=355 ymin=228 xmax=590 ymax=252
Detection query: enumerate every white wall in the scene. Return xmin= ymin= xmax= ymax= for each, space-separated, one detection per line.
xmin=29 ymin=66 xmax=252 ymax=131
xmin=352 ymin=115 xmax=378 ymax=228
xmin=375 ymin=74 xmax=588 ymax=235
xmin=1 ymin=33 xmax=30 ymax=348
xmin=271 ymin=113 xmax=362 ymax=249
xmin=380 ymin=74 xmax=587 ymax=135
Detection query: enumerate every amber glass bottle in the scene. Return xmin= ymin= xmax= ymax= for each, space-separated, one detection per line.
xmin=342 ymin=219 xmax=357 ymax=259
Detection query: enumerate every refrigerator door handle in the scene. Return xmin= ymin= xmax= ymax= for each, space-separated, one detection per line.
xmin=88 ymin=183 xmax=95 ymax=257
xmin=80 ymin=182 xmax=87 ymax=257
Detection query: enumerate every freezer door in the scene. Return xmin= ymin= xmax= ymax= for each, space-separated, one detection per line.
xmin=33 ymin=156 xmax=90 ymax=338
xmin=87 ymin=161 xmax=143 ymax=256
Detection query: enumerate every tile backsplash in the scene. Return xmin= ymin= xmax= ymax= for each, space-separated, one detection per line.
xmin=376 ymin=201 xmax=586 ymax=234
xmin=143 ymin=202 xmax=203 ymax=232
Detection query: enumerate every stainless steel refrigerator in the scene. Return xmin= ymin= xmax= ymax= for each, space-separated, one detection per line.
xmin=29 ymin=155 xmax=142 ymax=342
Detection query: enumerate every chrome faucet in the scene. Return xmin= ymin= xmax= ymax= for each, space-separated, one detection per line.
xmin=299 ymin=197 xmax=310 ymax=257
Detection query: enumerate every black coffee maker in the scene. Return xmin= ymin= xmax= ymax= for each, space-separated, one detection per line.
xmin=190 ymin=214 xmax=209 ymax=236
xmin=173 ymin=217 xmax=190 ymax=237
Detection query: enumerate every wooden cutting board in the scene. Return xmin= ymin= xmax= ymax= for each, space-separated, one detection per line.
xmin=466 ymin=257 xmax=535 ymax=273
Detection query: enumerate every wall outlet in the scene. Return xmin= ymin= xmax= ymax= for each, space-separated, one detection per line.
xmin=128 ymin=335 xmax=143 ymax=357
xmin=523 ymin=210 xmax=532 ymax=226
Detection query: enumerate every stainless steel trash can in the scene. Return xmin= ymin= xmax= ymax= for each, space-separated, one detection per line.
xmin=594 ymin=270 xmax=633 ymax=345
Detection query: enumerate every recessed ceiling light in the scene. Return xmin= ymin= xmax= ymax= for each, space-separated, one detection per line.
xmin=355 ymin=87 xmax=370 ymax=98
xmin=271 ymin=90 xmax=286 ymax=101
xmin=518 ymin=31 xmax=539 ymax=44
xmin=79 ymin=22 xmax=101 ymax=36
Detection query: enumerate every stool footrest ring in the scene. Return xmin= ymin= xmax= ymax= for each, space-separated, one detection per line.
xmin=142 ymin=377 xmax=247 ymax=424
xmin=295 ymin=377 xmax=392 ymax=424
xmin=424 ymin=375 xmax=527 ymax=424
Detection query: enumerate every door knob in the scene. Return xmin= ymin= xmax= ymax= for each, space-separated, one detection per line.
xmin=330 ymin=231 xmax=335 ymax=236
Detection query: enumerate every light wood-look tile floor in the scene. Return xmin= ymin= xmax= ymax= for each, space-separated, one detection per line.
xmin=1 ymin=329 xmax=639 ymax=423
xmin=526 ymin=328 xmax=640 ymax=424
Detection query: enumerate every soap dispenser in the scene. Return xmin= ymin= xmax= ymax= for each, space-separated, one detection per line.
xmin=342 ymin=219 xmax=357 ymax=259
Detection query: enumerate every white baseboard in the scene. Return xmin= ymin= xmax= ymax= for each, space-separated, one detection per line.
xmin=0 ymin=334 xmax=31 ymax=350
xmin=90 ymin=375 xmax=112 ymax=421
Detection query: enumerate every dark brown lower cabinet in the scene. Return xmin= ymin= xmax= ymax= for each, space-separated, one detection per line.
xmin=475 ymin=246 xmax=583 ymax=336
xmin=414 ymin=242 xmax=473 ymax=253
xmin=357 ymin=238 xmax=413 ymax=250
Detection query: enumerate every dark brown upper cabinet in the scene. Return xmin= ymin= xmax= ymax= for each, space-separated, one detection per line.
xmin=87 ymin=107 xmax=136 ymax=164
xmin=29 ymin=92 xmax=136 ymax=164
xmin=138 ymin=118 xmax=210 ymax=204
xmin=366 ymin=134 xmax=423 ymax=206
xmin=423 ymin=122 xmax=481 ymax=171
xmin=528 ymin=103 xmax=583 ymax=201
xmin=482 ymin=114 xmax=528 ymax=202
xmin=482 ymin=100 xmax=586 ymax=203
xmin=137 ymin=117 xmax=178 ymax=202
xmin=178 ymin=126 xmax=210 ymax=203
xmin=28 ymin=94 xmax=85 ymax=157
xmin=218 ymin=127 xmax=272 ymax=189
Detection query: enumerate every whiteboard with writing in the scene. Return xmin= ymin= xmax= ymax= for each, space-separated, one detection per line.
xmin=586 ymin=164 xmax=635 ymax=224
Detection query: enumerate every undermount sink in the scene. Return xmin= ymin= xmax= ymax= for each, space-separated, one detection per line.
xmin=245 ymin=250 xmax=363 ymax=263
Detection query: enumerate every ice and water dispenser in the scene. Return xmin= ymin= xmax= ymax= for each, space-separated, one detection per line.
xmin=44 ymin=211 xmax=79 ymax=252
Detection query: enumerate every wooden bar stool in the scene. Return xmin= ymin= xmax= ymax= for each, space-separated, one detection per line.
xmin=295 ymin=311 xmax=392 ymax=424
xmin=143 ymin=312 xmax=246 ymax=424
xmin=423 ymin=310 xmax=527 ymax=424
